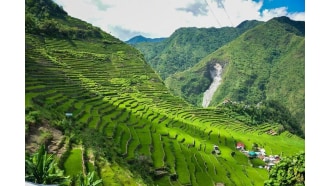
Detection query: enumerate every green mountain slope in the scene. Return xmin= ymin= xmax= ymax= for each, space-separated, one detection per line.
xmin=166 ymin=16 xmax=305 ymax=135
xmin=126 ymin=35 xmax=166 ymax=44
xmin=25 ymin=1 xmax=304 ymax=185
xmin=134 ymin=20 xmax=261 ymax=80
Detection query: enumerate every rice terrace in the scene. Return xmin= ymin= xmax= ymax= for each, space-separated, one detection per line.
xmin=25 ymin=0 xmax=305 ymax=185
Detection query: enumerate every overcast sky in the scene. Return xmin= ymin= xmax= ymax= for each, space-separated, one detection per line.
xmin=53 ymin=0 xmax=305 ymax=41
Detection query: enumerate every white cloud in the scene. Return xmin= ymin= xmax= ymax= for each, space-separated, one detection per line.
xmin=54 ymin=0 xmax=305 ymax=41
xmin=287 ymin=12 xmax=305 ymax=21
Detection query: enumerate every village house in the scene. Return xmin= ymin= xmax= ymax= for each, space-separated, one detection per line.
xmin=259 ymin=148 xmax=266 ymax=156
xmin=236 ymin=142 xmax=282 ymax=171
xmin=248 ymin=151 xmax=257 ymax=158
xmin=261 ymin=154 xmax=281 ymax=170
xmin=213 ymin=145 xmax=221 ymax=155
xmin=236 ymin=142 xmax=245 ymax=150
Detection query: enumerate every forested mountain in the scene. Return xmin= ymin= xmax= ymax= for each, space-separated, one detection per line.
xmin=25 ymin=0 xmax=304 ymax=185
xmin=166 ymin=16 xmax=305 ymax=134
xmin=134 ymin=20 xmax=261 ymax=80
xmin=126 ymin=35 xmax=166 ymax=44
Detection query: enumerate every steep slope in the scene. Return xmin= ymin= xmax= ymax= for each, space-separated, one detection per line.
xmin=126 ymin=35 xmax=166 ymax=44
xmin=25 ymin=1 xmax=304 ymax=185
xmin=166 ymin=16 xmax=305 ymax=134
xmin=134 ymin=20 xmax=261 ymax=80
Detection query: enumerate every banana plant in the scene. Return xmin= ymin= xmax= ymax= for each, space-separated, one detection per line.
xmin=25 ymin=145 xmax=71 ymax=185
xmin=78 ymin=171 xmax=102 ymax=186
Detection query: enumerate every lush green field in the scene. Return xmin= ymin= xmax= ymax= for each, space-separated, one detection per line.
xmin=63 ymin=148 xmax=83 ymax=176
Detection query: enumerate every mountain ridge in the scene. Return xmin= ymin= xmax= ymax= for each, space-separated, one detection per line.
xmin=134 ymin=20 xmax=262 ymax=79
xmin=126 ymin=35 xmax=166 ymax=44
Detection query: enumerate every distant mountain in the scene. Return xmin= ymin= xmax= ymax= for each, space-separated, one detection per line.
xmin=126 ymin=35 xmax=166 ymax=44
xmin=134 ymin=20 xmax=261 ymax=80
xmin=166 ymin=16 xmax=305 ymax=134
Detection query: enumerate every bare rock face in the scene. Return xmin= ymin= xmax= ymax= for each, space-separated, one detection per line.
xmin=202 ymin=63 xmax=223 ymax=108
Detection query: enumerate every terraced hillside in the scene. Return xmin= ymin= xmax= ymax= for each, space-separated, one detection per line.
xmin=25 ymin=0 xmax=304 ymax=185
xmin=166 ymin=16 xmax=305 ymax=134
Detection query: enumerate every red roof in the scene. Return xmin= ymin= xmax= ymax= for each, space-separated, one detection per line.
xmin=236 ymin=142 xmax=245 ymax=147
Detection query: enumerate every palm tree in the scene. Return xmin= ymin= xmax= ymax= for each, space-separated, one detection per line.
xmin=78 ymin=171 xmax=102 ymax=186
xmin=25 ymin=145 xmax=71 ymax=185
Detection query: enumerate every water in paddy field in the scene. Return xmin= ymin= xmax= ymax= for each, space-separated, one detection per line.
xmin=202 ymin=63 xmax=222 ymax=108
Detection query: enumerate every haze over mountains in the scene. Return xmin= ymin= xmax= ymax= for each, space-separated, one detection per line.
xmin=25 ymin=0 xmax=305 ymax=185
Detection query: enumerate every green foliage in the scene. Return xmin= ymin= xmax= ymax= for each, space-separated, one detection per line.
xmin=126 ymin=35 xmax=166 ymax=44
xmin=77 ymin=171 xmax=103 ymax=186
xmin=264 ymin=152 xmax=305 ymax=186
xmin=53 ymin=118 xmax=73 ymax=133
xmin=79 ymin=129 xmax=117 ymax=161
xmin=128 ymin=154 xmax=155 ymax=184
xmin=63 ymin=148 xmax=83 ymax=176
xmin=25 ymin=107 xmax=42 ymax=135
xmin=25 ymin=12 xmax=38 ymax=33
xmin=25 ymin=145 xmax=71 ymax=185
xmin=180 ymin=74 xmax=211 ymax=105
xmin=25 ymin=0 xmax=108 ymax=40
xmin=25 ymin=0 xmax=67 ymax=19
xmin=25 ymin=107 xmax=41 ymax=125
xmin=250 ymin=158 xmax=265 ymax=168
xmin=217 ymin=100 xmax=304 ymax=137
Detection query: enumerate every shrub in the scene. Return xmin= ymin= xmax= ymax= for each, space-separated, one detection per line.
xmin=264 ymin=152 xmax=305 ymax=186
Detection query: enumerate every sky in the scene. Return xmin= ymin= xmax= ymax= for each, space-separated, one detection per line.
xmin=53 ymin=0 xmax=305 ymax=41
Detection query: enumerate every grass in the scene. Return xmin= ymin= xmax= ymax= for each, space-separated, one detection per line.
xmin=97 ymin=159 xmax=146 ymax=186
xmin=25 ymin=93 xmax=39 ymax=107
xmin=151 ymin=133 xmax=165 ymax=168
xmin=63 ymin=148 xmax=83 ymax=176
xmin=172 ymin=141 xmax=190 ymax=184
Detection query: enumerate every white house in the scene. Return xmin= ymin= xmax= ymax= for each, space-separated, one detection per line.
xmin=213 ymin=145 xmax=220 ymax=155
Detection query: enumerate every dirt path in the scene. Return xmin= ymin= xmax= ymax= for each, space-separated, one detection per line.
xmin=25 ymin=122 xmax=66 ymax=157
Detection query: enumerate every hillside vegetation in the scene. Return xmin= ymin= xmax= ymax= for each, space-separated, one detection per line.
xmin=25 ymin=0 xmax=304 ymax=185
xmin=166 ymin=17 xmax=305 ymax=135
xmin=134 ymin=20 xmax=261 ymax=80
xmin=126 ymin=35 xmax=166 ymax=45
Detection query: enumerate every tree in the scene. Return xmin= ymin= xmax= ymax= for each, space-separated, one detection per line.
xmin=264 ymin=152 xmax=305 ymax=186
xmin=25 ymin=13 xmax=38 ymax=33
xmin=25 ymin=145 xmax=71 ymax=185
